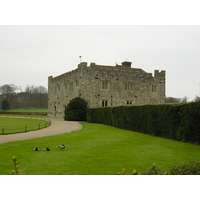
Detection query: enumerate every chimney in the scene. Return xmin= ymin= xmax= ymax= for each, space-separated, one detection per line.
xmin=122 ymin=61 xmax=132 ymax=68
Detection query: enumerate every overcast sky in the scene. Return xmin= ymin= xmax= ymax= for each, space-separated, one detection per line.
xmin=0 ymin=25 xmax=200 ymax=101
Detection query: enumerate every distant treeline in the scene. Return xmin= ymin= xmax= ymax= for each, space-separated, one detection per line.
xmin=0 ymin=84 xmax=47 ymax=109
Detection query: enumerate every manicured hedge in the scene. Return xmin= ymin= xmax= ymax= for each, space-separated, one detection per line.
xmin=87 ymin=101 xmax=200 ymax=144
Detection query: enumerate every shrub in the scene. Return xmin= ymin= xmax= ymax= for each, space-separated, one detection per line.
xmin=118 ymin=161 xmax=200 ymax=175
xmin=1 ymin=99 xmax=10 ymax=111
xmin=169 ymin=161 xmax=200 ymax=175
xmin=11 ymin=156 xmax=23 ymax=175
xmin=64 ymin=97 xmax=87 ymax=121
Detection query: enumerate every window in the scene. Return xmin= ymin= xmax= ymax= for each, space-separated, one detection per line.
xmin=102 ymin=100 xmax=108 ymax=107
xmin=126 ymin=100 xmax=133 ymax=105
xmin=124 ymin=83 xmax=133 ymax=91
xmin=102 ymin=81 xmax=108 ymax=89
xmin=152 ymin=85 xmax=156 ymax=92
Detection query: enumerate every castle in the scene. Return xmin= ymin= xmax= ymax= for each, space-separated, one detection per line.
xmin=48 ymin=61 xmax=166 ymax=117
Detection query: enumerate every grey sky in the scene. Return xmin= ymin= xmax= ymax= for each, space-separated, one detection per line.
xmin=0 ymin=25 xmax=200 ymax=101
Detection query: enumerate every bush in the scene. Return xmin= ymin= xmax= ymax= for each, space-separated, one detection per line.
xmin=169 ymin=161 xmax=200 ymax=175
xmin=64 ymin=97 xmax=87 ymax=121
xmin=118 ymin=161 xmax=200 ymax=175
xmin=1 ymin=99 xmax=10 ymax=111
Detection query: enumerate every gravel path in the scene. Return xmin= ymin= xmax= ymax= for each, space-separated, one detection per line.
xmin=0 ymin=117 xmax=82 ymax=144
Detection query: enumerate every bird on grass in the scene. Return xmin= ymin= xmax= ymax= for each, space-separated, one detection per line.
xmin=34 ymin=147 xmax=39 ymax=151
xmin=56 ymin=144 xmax=65 ymax=150
xmin=42 ymin=147 xmax=50 ymax=151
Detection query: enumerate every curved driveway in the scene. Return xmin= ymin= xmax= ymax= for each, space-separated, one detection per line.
xmin=0 ymin=117 xmax=82 ymax=144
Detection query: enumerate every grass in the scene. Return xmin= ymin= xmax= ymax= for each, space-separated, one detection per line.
xmin=0 ymin=122 xmax=200 ymax=175
xmin=0 ymin=117 xmax=50 ymax=134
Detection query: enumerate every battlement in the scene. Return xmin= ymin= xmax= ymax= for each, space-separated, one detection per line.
xmin=154 ymin=70 xmax=166 ymax=78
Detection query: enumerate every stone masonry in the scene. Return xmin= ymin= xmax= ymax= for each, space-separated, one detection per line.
xmin=48 ymin=61 xmax=166 ymax=117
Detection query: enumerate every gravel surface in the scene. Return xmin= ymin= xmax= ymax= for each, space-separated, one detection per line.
xmin=0 ymin=117 xmax=82 ymax=144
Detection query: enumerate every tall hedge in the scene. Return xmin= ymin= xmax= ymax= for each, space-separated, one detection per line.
xmin=87 ymin=101 xmax=200 ymax=144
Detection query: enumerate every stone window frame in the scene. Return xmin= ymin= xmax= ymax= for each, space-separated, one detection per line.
xmin=124 ymin=83 xmax=133 ymax=91
xmin=102 ymin=100 xmax=108 ymax=107
xmin=126 ymin=100 xmax=133 ymax=105
xmin=102 ymin=81 xmax=109 ymax=90
xmin=152 ymin=85 xmax=157 ymax=92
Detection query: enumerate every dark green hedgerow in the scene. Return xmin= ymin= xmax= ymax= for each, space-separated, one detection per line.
xmin=87 ymin=101 xmax=200 ymax=144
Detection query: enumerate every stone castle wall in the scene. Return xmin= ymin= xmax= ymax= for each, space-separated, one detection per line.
xmin=48 ymin=61 xmax=166 ymax=118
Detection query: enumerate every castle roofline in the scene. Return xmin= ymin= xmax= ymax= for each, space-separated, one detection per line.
xmin=49 ymin=61 xmax=165 ymax=80
xmin=91 ymin=61 xmax=132 ymax=68
xmin=90 ymin=63 xmax=148 ymax=74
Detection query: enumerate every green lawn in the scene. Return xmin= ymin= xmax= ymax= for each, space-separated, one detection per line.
xmin=0 ymin=117 xmax=50 ymax=134
xmin=0 ymin=122 xmax=200 ymax=175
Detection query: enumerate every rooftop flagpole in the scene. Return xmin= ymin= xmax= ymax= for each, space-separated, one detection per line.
xmin=79 ymin=55 xmax=82 ymax=63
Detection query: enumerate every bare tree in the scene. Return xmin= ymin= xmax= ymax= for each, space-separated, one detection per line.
xmin=193 ymin=96 xmax=200 ymax=102
xmin=23 ymin=85 xmax=47 ymax=108
xmin=38 ymin=86 xmax=47 ymax=94
xmin=0 ymin=84 xmax=20 ymax=97
xmin=180 ymin=96 xmax=188 ymax=103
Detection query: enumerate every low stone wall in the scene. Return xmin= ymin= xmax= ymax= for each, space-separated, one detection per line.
xmin=0 ymin=112 xmax=48 ymax=116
